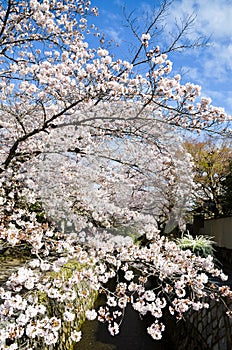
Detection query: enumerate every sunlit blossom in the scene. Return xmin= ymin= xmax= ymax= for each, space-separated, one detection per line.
xmin=86 ymin=309 xmax=97 ymax=320
xmin=70 ymin=330 xmax=82 ymax=342
xmin=0 ymin=0 xmax=231 ymax=348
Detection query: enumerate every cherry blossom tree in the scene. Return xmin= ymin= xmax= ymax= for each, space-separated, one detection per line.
xmin=0 ymin=0 xmax=232 ymax=349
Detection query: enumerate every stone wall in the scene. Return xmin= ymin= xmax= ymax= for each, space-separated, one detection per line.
xmin=31 ymin=260 xmax=98 ymax=350
xmin=0 ymin=256 xmax=98 ymax=350
xmin=215 ymin=246 xmax=232 ymax=266
xmin=168 ymin=298 xmax=232 ymax=350
xmin=2 ymin=256 xmax=232 ymax=349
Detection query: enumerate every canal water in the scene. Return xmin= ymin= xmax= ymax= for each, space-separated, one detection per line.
xmin=76 ymin=305 xmax=176 ymax=350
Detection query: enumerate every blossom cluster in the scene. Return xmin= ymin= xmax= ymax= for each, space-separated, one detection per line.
xmin=0 ymin=0 xmax=232 ymax=349
xmin=1 ymin=221 xmax=232 ymax=349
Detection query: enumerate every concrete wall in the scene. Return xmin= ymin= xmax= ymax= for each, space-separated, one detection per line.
xmin=200 ymin=216 xmax=232 ymax=249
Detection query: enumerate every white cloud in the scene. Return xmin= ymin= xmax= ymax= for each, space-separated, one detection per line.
xmin=210 ymin=43 xmax=232 ymax=71
xmin=94 ymin=0 xmax=232 ymax=114
xmin=113 ymin=0 xmax=124 ymax=6
xmin=178 ymin=65 xmax=202 ymax=83
xmin=94 ymin=7 xmax=124 ymax=45
xmin=104 ymin=28 xmax=123 ymax=44
xmin=225 ymin=94 xmax=232 ymax=112
xmin=168 ymin=0 xmax=232 ymax=40
xmin=162 ymin=0 xmax=232 ymax=113
xmin=193 ymin=0 xmax=232 ymax=39
xmin=188 ymin=41 xmax=232 ymax=84
xmin=99 ymin=9 xmax=122 ymax=23
xmin=209 ymin=90 xmax=232 ymax=115
xmin=140 ymin=2 xmax=154 ymax=16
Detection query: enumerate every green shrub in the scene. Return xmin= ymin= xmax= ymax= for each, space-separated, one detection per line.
xmin=176 ymin=233 xmax=215 ymax=257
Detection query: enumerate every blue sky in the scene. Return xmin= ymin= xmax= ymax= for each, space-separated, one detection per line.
xmin=91 ymin=0 xmax=232 ymax=115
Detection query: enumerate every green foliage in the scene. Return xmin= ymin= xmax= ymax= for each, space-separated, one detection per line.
xmin=184 ymin=139 xmax=232 ymax=218
xmin=176 ymin=233 xmax=215 ymax=257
